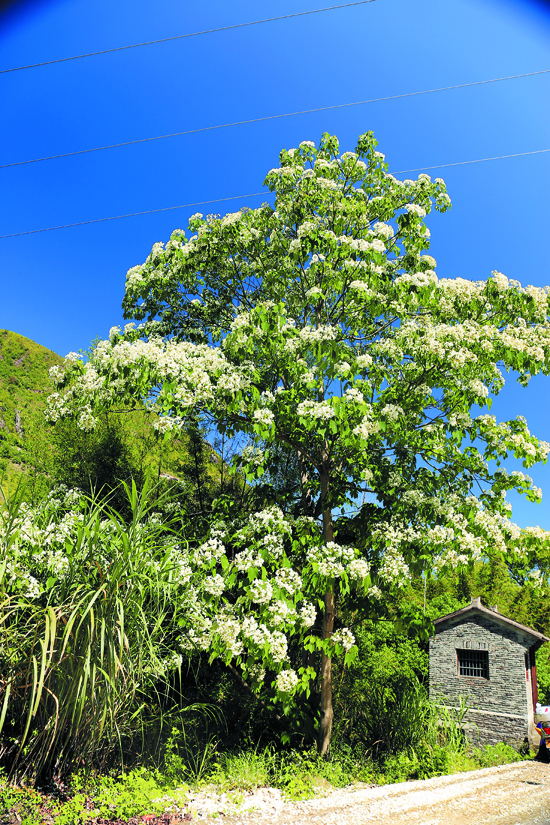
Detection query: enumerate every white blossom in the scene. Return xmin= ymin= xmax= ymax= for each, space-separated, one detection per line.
xmin=276 ymin=669 xmax=299 ymax=693
xmin=405 ymin=203 xmax=427 ymax=218
xmin=248 ymin=578 xmax=274 ymax=604
xmin=297 ymin=400 xmax=335 ymax=420
xmin=299 ymin=602 xmax=317 ymax=628
xmin=349 ymin=558 xmax=371 ymax=580
xmin=331 ymin=628 xmax=355 ymax=652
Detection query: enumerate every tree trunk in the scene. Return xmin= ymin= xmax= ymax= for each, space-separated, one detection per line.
xmin=319 ymin=585 xmax=335 ymax=755
xmin=318 ymin=469 xmax=335 ymax=756
xmin=297 ymin=448 xmax=315 ymax=517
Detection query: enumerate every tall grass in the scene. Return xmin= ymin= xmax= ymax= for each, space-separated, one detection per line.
xmin=334 ymin=674 xmax=468 ymax=761
xmin=0 ymin=480 xmax=200 ymax=782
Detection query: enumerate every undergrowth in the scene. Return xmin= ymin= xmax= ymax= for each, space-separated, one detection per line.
xmin=0 ymin=740 xmax=529 ymax=824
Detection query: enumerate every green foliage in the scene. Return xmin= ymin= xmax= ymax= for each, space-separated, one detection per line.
xmin=48 ymin=414 xmax=145 ymax=514
xmin=0 ymin=732 xmax=527 ymax=823
xmin=57 ymin=769 xmax=169 ymax=823
xmin=0 ymin=767 xmax=182 ymax=824
xmin=0 ymin=331 xmax=62 ymax=415
xmin=0 ymin=329 xmax=231 ymax=518
xmin=536 ymin=646 xmax=550 ymax=704
xmin=472 ymin=742 xmax=523 ymax=768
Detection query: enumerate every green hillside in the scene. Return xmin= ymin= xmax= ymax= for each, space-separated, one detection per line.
xmin=0 ymin=330 xmax=63 ymax=491
xmin=0 ymin=329 xmax=62 ymax=423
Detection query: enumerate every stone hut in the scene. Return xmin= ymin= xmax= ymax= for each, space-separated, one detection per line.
xmin=429 ymin=597 xmax=548 ymax=747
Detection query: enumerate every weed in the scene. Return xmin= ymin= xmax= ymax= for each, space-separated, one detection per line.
xmin=209 ymin=750 xmax=271 ymax=791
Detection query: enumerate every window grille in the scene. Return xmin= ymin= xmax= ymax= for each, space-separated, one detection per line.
xmin=457 ymin=648 xmax=489 ymax=678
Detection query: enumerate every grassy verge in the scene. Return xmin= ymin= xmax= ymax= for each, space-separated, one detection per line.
xmin=0 ymin=741 xmax=528 ymax=824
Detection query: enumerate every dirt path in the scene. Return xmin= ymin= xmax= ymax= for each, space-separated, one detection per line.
xmin=221 ymin=761 xmax=550 ymax=825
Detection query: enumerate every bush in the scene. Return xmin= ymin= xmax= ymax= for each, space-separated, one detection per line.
xmin=471 ymin=742 xmax=523 ymax=768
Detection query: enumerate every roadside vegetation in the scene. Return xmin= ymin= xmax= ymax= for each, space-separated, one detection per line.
xmin=0 ymin=483 xmax=540 ymax=823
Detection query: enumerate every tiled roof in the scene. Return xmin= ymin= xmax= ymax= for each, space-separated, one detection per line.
xmin=434 ymin=596 xmax=549 ymax=644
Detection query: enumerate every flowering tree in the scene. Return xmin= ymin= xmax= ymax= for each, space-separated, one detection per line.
xmin=46 ymin=131 xmax=550 ymax=754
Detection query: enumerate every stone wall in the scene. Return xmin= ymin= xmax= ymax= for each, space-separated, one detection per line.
xmin=461 ymin=709 xmax=529 ymax=749
xmin=429 ymin=612 xmax=534 ymax=746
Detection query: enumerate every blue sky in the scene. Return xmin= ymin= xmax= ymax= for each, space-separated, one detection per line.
xmin=0 ymin=0 xmax=549 ymax=528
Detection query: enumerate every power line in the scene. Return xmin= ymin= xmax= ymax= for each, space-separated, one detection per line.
xmin=0 ymin=1 xmax=375 ymax=75
xmin=1 ymin=147 xmax=548 ymax=239
xmin=2 ymin=69 xmax=548 ymax=170
xmin=0 ymin=193 xmax=267 ymax=238
xmin=396 ymin=148 xmax=550 ymax=174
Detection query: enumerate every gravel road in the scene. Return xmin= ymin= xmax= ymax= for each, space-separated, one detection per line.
xmin=218 ymin=761 xmax=550 ymax=825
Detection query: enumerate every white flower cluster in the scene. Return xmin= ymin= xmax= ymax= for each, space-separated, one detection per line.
xmin=248 ymin=578 xmax=274 ymax=604
xmin=299 ymin=601 xmax=317 ymax=628
xmin=372 ymin=222 xmax=394 ymax=239
xmin=309 ymin=542 xmax=356 ymax=578
xmin=353 ymin=411 xmax=380 ymax=440
xmin=253 ymin=408 xmax=275 ymax=426
xmin=527 ymin=569 xmax=543 ymax=588
xmin=267 ymin=599 xmax=297 ymax=627
xmin=344 ymin=387 xmax=364 ymax=403
xmin=377 ymin=545 xmax=411 ymax=585
xmin=276 ymin=669 xmax=299 ymax=693
xmin=192 ymin=538 xmax=226 ymax=567
xmin=395 ymin=271 xmax=437 ymax=288
xmin=275 ymin=568 xmax=303 ymax=595
xmin=241 ymin=615 xmax=270 ymax=645
xmin=335 ymin=361 xmax=351 ymax=376
xmin=215 ymin=616 xmax=243 ymax=657
xmin=305 ymin=286 xmax=324 ymax=299
xmin=49 ymin=364 xmax=65 ymax=386
xmin=270 ymin=630 xmax=288 ymax=663
xmin=221 ymin=211 xmax=242 ymax=228
xmin=381 ymin=404 xmax=403 ymax=421
xmin=350 ymin=238 xmax=386 ymax=254
xmin=421 ymin=254 xmax=437 ymax=268
xmin=348 ymin=558 xmax=371 ymax=580
xmin=349 ymin=280 xmax=373 ymax=294
xmin=405 ymin=203 xmax=427 ymax=218
xmin=356 ymin=353 xmax=373 ymax=369
xmin=240 ymin=445 xmax=265 ymax=467
xmin=297 ymin=220 xmax=318 ymax=238
xmin=469 ymin=379 xmax=489 ymax=399
xmin=296 ymin=399 xmax=336 ymax=420
xmin=331 ymin=628 xmax=355 ymax=652
xmin=203 ymin=574 xmax=225 ymax=597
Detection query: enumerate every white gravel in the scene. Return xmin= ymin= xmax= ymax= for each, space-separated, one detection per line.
xmin=186 ymin=761 xmax=550 ymax=825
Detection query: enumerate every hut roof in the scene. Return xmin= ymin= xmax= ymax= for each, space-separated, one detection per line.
xmin=434 ymin=597 xmax=549 ymax=645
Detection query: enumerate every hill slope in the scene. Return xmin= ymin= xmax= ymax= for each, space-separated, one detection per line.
xmin=0 ymin=330 xmax=63 ymax=489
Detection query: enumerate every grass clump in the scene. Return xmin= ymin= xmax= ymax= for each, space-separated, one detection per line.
xmin=209 ymin=750 xmax=272 ymax=792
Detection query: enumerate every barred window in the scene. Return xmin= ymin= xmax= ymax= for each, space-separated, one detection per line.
xmin=457 ymin=648 xmax=489 ymax=678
